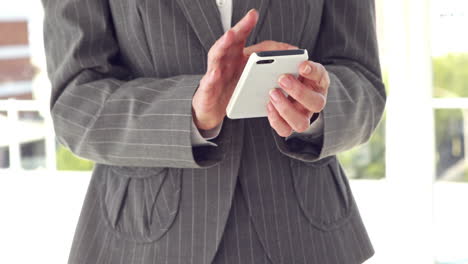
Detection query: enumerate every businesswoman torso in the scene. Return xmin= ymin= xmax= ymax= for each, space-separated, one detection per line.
xmin=41 ymin=0 xmax=386 ymax=263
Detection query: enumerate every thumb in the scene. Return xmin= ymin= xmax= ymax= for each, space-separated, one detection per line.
xmin=243 ymin=41 xmax=298 ymax=56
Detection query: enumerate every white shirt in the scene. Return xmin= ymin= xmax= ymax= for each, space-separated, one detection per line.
xmin=191 ymin=0 xmax=323 ymax=146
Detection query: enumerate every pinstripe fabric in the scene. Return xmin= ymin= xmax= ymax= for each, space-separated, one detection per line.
xmin=41 ymin=0 xmax=385 ymax=263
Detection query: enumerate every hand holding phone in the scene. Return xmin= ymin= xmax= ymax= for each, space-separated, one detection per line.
xmin=226 ymin=49 xmax=309 ymax=119
xmin=191 ymin=10 xmax=299 ymax=131
xmin=267 ymin=55 xmax=330 ymax=137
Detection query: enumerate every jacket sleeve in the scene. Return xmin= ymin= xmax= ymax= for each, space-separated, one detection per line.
xmin=42 ymin=0 xmax=223 ymax=168
xmin=273 ymin=0 xmax=387 ymax=162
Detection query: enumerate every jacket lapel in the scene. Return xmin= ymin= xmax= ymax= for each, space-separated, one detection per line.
xmin=231 ymin=0 xmax=271 ymax=47
xmin=176 ymin=0 xmax=271 ymax=52
xmin=175 ymin=0 xmax=225 ymax=52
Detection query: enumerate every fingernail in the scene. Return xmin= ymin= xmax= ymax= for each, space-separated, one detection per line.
xmin=252 ymin=9 xmax=259 ymax=21
xmin=288 ymin=46 xmax=299 ymax=50
xmin=319 ymin=77 xmax=326 ymax=87
xmin=248 ymin=8 xmax=257 ymax=17
xmin=269 ymin=89 xmax=280 ymax=102
xmin=303 ymin=65 xmax=312 ymax=74
xmin=278 ymin=75 xmax=291 ymax=87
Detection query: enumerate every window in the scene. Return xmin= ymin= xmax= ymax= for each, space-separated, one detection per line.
xmin=0 ymin=12 xmax=93 ymax=171
xmin=431 ymin=1 xmax=468 ymax=263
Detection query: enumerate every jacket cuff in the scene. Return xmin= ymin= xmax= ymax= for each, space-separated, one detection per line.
xmin=191 ymin=120 xmax=221 ymax=147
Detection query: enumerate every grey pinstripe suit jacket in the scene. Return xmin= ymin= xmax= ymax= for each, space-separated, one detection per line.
xmin=42 ymin=0 xmax=386 ymax=263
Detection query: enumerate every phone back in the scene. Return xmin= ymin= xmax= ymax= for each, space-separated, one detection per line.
xmin=226 ymin=49 xmax=308 ymax=119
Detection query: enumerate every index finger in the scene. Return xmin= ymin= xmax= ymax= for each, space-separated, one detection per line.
xmin=231 ymin=9 xmax=259 ymax=44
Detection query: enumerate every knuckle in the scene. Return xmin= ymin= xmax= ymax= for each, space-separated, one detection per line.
xmin=284 ymin=128 xmax=293 ymax=137
xmin=311 ymin=61 xmax=318 ymax=69
xmin=301 ymin=120 xmax=310 ymax=131
xmin=268 ymin=114 xmax=290 ymax=137
xmin=317 ymin=63 xmax=326 ymax=75
xmin=312 ymin=95 xmax=326 ymax=112
xmin=313 ymin=62 xmax=323 ymax=74
xmin=278 ymin=128 xmax=290 ymax=137
xmin=307 ymin=61 xmax=316 ymax=74
xmin=209 ymin=50 xmax=222 ymax=62
xmin=301 ymin=61 xmax=310 ymax=72
xmin=293 ymin=123 xmax=307 ymax=133
xmin=214 ymin=67 xmax=223 ymax=78
xmin=201 ymin=86 xmax=216 ymax=99
xmin=280 ymin=43 xmax=290 ymax=49
xmin=268 ymin=115 xmax=276 ymax=126
xmin=269 ymin=112 xmax=278 ymax=122
xmin=274 ymin=102 xmax=286 ymax=113
xmin=324 ymin=74 xmax=331 ymax=88
xmin=319 ymin=63 xmax=326 ymax=71
xmin=267 ymin=109 xmax=278 ymax=120
xmin=318 ymin=76 xmax=326 ymax=89
xmin=200 ymin=74 xmax=214 ymax=88
xmin=195 ymin=97 xmax=214 ymax=113
xmin=277 ymin=131 xmax=287 ymax=137
xmin=292 ymin=84 xmax=303 ymax=98
xmin=313 ymin=62 xmax=320 ymax=72
xmin=298 ymin=103 xmax=310 ymax=115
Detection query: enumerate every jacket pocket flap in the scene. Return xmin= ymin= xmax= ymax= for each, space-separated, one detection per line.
xmin=99 ymin=165 xmax=182 ymax=243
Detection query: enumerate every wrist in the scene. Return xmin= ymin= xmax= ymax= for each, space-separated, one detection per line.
xmin=191 ymin=107 xmax=220 ymax=131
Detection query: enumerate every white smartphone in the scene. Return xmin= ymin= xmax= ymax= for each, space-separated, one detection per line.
xmin=226 ymin=49 xmax=309 ymax=119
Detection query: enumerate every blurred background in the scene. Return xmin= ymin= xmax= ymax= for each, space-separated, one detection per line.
xmin=0 ymin=0 xmax=467 ymax=263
